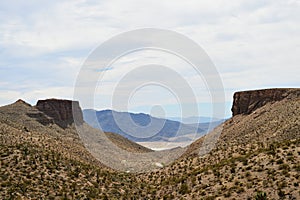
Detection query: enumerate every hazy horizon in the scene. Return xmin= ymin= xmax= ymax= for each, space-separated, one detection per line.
xmin=1 ymin=1 xmax=299 ymax=119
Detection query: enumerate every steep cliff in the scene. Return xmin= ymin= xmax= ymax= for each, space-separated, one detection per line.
xmin=231 ymin=88 xmax=300 ymax=116
xmin=36 ymin=99 xmax=84 ymax=128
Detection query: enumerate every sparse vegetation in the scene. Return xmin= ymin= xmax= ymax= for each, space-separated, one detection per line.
xmin=254 ymin=191 xmax=267 ymax=200
xmin=1 ymin=89 xmax=300 ymax=199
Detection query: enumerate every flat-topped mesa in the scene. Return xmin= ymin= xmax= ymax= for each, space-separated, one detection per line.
xmin=231 ymin=88 xmax=300 ymax=116
xmin=36 ymin=99 xmax=84 ymax=128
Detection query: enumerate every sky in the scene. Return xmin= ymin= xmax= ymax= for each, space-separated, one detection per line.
xmin=0 ymin=0 xmax=299 ymax=119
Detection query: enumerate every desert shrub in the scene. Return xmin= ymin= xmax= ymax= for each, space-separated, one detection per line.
xmin=245 ymin=172 xmax=251 ymax=177
xmin=179 ymin=183 xmax=189 ymax=195
xmin=254 ymin=191 xmax=267 ymax=200
xmin=230 ymin=166 xmax=236 ymax=174
xmin=278 ymin=164 xmax=290 ymax=170
xmin=278 ymin=190 xmax=285 ymax=198
xmin=293 ymin=164 xmax=300 ymax=172
xmin=276 ymin=159 xmax=284 ymax=165
xmin=224 ymin=191 xmax=231 ymax=197
xmin=204 ymin=196 xmax=215 ymax=200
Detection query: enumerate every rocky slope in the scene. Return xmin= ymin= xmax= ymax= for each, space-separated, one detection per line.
xmin=133 ymin=88 xmax=299 ymax=199
xmin=104 ymin=132 xmax=153 ymax=153
xmin=0 ymin=99 xmax=152 ymax=164
xmin=1 ymin=88 xmax=299 ymax=199
xmin=0 ymin=99 xmax=183 ymax=173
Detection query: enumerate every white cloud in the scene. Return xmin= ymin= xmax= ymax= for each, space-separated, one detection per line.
xmin=0 ymin=86 xmax=75 ymax=106
xmin=0 ymin=0 xmax=299 ymax=117
xmin=0 ymin=90 xmax=21 ymax=106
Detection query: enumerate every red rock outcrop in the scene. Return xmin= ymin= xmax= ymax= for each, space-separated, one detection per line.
xmin=231 ymin=88 xmax=300 ymax=116
xmin=36 ymin=99 xmax=84 ymax=128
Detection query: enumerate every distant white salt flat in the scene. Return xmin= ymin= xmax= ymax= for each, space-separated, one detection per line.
xmin=137 ymin=141 xmax=192 ymax=151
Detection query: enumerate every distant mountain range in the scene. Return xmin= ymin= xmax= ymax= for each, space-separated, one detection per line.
xmin=83 ymin=109 xmax=223 ymax=143
xmin=167 ymin=116 xmax=222 ymax=124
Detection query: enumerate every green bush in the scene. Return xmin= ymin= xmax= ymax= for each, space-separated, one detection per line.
xmin=254 ymin=191 xmax=267 ymax=200
xmin=179 ymin=183 xmax=189 ymax=195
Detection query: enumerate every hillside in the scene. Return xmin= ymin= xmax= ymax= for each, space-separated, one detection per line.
xmin=104 ymin=132 xmax=153 ymax=153
xmin=186 ymin=88 xmax=300 ymax=157
xmin=129 ymin=88 xmax=300 ymax=199
xmin=1 ymin=88 xmax=299 ymax=199
xmin=0 ymin=99 xmax=185 ymax=173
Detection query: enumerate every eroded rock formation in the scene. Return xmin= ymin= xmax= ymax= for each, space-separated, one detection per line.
xmin=36 ymin=99 xmax=84 ymax=128
xmin=231 ymin=88 xmax=300 ymax=116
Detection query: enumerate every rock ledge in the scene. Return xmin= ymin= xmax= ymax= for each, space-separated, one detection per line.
xmin=36 ymin=99 xmax=84 ymax=128
xmin=231 ymin=88 xmax=300 ymax=116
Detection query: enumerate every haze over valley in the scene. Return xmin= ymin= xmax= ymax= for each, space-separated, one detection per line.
xmin=1 ymin=0 xmax=299 ymax=199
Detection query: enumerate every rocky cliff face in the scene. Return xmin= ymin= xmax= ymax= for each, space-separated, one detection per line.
xmin=36 ymin=99 xmax=84 ymax=128
xmin=231 ymin=88 xmax=300 ymax=116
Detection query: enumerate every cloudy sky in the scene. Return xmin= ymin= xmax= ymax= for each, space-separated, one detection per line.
xmin=0 ymin=0 xmax=299 ymax=118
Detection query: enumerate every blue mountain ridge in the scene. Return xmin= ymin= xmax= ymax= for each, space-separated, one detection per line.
xmin=83 ymin=109 xmax=223 ymax=142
